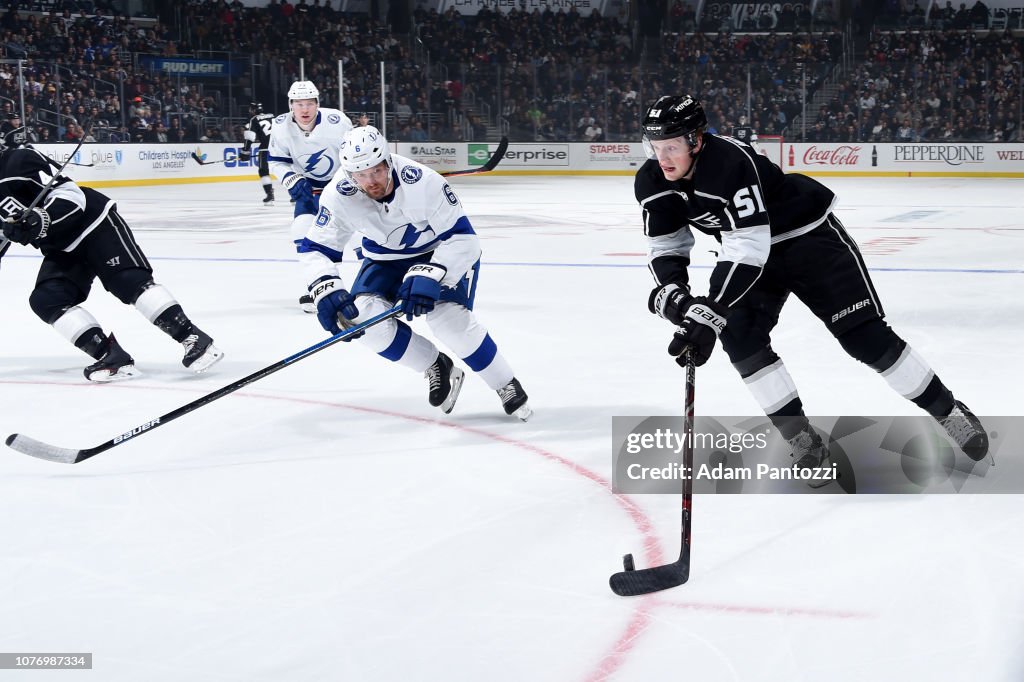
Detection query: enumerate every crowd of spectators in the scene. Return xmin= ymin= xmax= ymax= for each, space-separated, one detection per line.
xmin=0 ymin=3 xmax=220 ymax=143
xmin=1 ymin=0 xmax=1021 ymax=145
xmin=807 ymin=28 xmax=1022 ymax=142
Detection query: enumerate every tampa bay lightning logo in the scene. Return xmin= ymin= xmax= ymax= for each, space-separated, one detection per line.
xmin=275 ymin=114 xmax=287 ymax=124
xmin=400 ymin=166 xmax=423 ymax=184
xmin=301 ymin=148 xmax=335 ymax=180
xmin=327 ymin=113 xmax=341 ymax=124
xmin=337 ymin=180 xmax=358 ymax=196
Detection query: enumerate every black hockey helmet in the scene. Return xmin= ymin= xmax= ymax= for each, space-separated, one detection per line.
xmin=249 ymin=101 xmax=263 ymax=114
xmin=0 ymin=125 xmax=28 ymax=151
xmin=641 ymin=95 xmax=707 ymax=158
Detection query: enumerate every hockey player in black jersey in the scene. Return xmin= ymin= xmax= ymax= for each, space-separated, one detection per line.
xmin=0 ymin=135 xmax=224 ymax=382
xmin=635 ymin=94 xmax=988 ymax=481
xmin=240 ymin=102 xmax=275 ymax=205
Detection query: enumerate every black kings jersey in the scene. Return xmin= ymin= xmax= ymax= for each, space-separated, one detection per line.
xmin=635 ymin=134 xmax=836 ymax=308
xmin=0 ymin=147 xmax=114 ymax=253
xmin=243 ymin=112 xmax=275 ymax=151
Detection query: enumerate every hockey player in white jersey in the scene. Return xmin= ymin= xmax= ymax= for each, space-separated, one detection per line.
xmin=267 ymin=80 xmax=353 ymax=312
xmin=298 ymin=126 xmax=531 ymax=419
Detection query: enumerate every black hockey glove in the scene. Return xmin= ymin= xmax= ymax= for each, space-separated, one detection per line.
xmin=238 ymin=149 xmax=252 ymax=162
xmin=648 ymin=282 xmax=692 ymax=326
xmin=667 ymin=297 xmax=728 ymax=367
xmin=2 ymin=207 xmax=50 ymax=245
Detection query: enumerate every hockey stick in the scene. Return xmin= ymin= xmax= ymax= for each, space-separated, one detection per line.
xmin=190 ymin=151 xmax=228 ymax=166
xmin=609 ymin=350 xmax=696 ymax=596
xmin=23 ymin=139 xmax=86 ymax=213
xmin=6 ymin=306 xmax=403 ymax=464
xmin=45 ymin=157 xmax=94 ymax=169
xmin=440 ymin=136 xmax=508 ymax=177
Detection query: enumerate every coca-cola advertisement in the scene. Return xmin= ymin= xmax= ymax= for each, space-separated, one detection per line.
xmin=788 ymin=144 xmax=868 ymax=167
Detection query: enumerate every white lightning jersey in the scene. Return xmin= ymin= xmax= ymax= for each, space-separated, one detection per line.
xmin=267 ymin=107 xmax=353 ymax=189
xmin=298 ymin=154 xmax=480 ymax=288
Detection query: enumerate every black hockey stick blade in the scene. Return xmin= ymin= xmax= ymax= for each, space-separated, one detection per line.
xmin=610 ymin=351 xmax=696 ymax=596
xmin=189 ymin=151 xmax=226 ymax=166
xmin=609 ymin=547 xmax=691 ymax=596
xmin=440 ymin=137 xmax=508 ymax=178
xmin=5 ymin=306 xmax=403 ymax=464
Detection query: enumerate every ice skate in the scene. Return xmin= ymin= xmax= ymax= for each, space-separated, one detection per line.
xmin=84 ymin=334 xmax=140 ymax=383
xmin=299 ymin=293 xmax=316 ymax=314
xmin=938 ymin=401 xmax=989 ymax=461
xmin=425 ymin=353 xmax=464 ymax=414
xmin=263 ymin=187 xmax=275 ymax=206
xmin=497 ymin=377 xmax=532 ymax=421
xmin=788 ymin=426 xmax=832 ymax=488
xmin=181 ymin=328 xmax=224 ymax=373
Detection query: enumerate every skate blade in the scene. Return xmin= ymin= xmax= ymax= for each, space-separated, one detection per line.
xmin=511 ymin=403 xmax=533 ymax=422
xmin=86 ymin=364 xmax=141 ymax=383
xmin=188 ymin=345 xmax=225 ymax=374
xmin=441 ymin=368 xmax=465 ymax=414
xmin=300 ymin=303 xmax=316 ymax=314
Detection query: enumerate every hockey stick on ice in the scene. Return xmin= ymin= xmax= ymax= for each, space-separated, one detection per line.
xmin=440 ymin=136 xmax=508 ymax=177
xmin=6 ymin=306 xmax=403 ymax=464
xmin=189 ymin=151 xmax=228 ymax=166
xmin=609 ymin=350 xmax=696 ymax=596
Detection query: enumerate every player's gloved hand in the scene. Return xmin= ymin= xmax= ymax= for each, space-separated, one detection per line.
xmin=309 ymin=276 xmax=361 ymax=339
xmin=648 ymin=282 xmax=692 ymax=326
xmin=2 ymin=207 xmax=50 ymax=245
xmin=238 ymin=149 xmax=252 ymax=162
xmin=283 ymin=173 xmax=312 ymax=201
xmin=397 ymin=263 xmax=446 ymax=320
xmin=667 ymin=297 xmax=728 ymax=367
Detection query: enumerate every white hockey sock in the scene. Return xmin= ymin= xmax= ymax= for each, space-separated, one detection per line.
xmin=134 ymin=284 xmax=178 ymax=322
xmin=52 ymin=306 xmax=102 ymax=344
xmin=878 ymin=345 xmax=935 ymax=400
xmin=356 ymin=296 xmax=438 ymax=372
xmin=741 ymin=359 xmax=800 ymax=415
xmin=428 ymin=303 xmax=514 ymax=390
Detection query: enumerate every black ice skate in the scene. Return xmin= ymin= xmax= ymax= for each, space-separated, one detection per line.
xmin=425 ymin=353 xmax=464 ymax=414
xmin=937 ymin=401 xmax=989 ymax=461
xmin=497 ymin=377 xmax=532 ymax=421
xmin=788 ymin=426 xmax=833 ymax=488
xmin=84 ymin=334 xmax=140 ymax=383
xmin=299 ymin=293 xmax=316 ymax=314
xmin=181 ymin=328 xmax=224 ymax=373
xmin=263 ymin=187 xmax=275 ymax=205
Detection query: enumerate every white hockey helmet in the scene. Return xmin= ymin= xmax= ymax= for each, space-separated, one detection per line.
xmin=340 ymin=126 xmax=391 ymax=177
xmin=287 ymin=80 xmax=319 ymax=102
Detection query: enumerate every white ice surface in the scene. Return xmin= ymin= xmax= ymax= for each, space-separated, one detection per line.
xmin=0 ymin=175 xmax=1022 ymax=681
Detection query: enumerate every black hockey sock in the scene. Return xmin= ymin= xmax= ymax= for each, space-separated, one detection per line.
xmin=74 ymin=327 xmax=111 ymax=360
xmin=911 ymin=377 xmax=955 ymax=418
xmin=767 ymin=399 xmax=809 ymax=440
xmin=154 ymin=305 xmax=196 ymax=343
